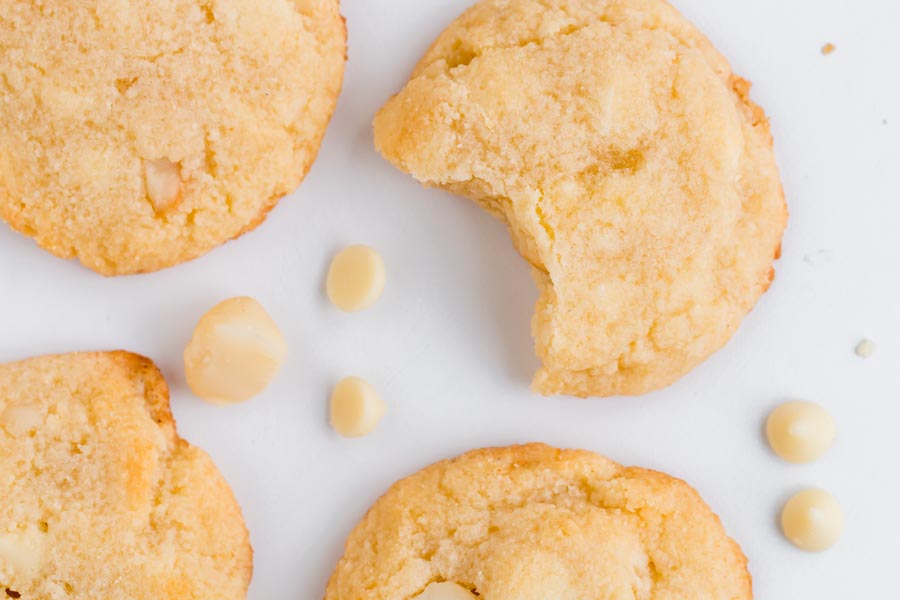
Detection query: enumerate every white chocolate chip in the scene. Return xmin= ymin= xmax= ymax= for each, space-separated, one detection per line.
xmin=855 ymin=338 xmax=876 ymax=358
xmin=326 ymin=245 xmax=386 ymax=312
xmin=765 ymin=401 xmax=835 ymax=464
xmin=781 ymin=489 xmax=843 ymax=552
xmin=184 ymin=297 xmax=287 ymax=405
xmin=0 ymin=404 xmax=43 ymax=436
xmin=144 ymin=158 xmax=182 ymax=212
xmin=0 ymin=531 xmax=43 ymax=575
xmin=329 ymin=377 xmax=386 ymax=438
xmin=414 ymin=582 xmax=478 ymax=600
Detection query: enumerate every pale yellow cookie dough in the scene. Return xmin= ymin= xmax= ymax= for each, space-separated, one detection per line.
xmin=0 ymin=0 xmax=346 ymax=275
xmin=374 ymin=0 xmax=787 ymax=397
xmin=326 ymin=444 xmax=751 ymax=599
xmin=0 ymin=352 xmax=252 ymax=598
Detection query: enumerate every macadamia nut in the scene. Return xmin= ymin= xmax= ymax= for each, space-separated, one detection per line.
xmin=184 ymin=297 xmax=287 ymax=405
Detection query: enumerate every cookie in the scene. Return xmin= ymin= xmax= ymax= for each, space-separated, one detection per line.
xmin=0 ymin=0 xmax=346 ymax=275
xmin=326 ymin=444 xmax=751 ymax=599
xmin=0 ymin=352 xmax=252 ymax=598
xmin=374 ymin=0 xmax=787 ymax=397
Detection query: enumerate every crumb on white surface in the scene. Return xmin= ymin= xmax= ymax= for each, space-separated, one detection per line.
xmin=855 ymin=338 xmax=877 ymax=358
xmin=821 ymin=42 xmax=836 ymax=55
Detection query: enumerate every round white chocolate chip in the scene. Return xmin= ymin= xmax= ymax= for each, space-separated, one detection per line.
xmin=326 ymin=245 xmax=386 ymax=312
xmin=0 ymin=531 xmax=43 ymax=576
xmin=0 ymin=403 xmax=43 ymax=436
xmin=414 ymin=582 xmax=478 ymax=600
xmin=781 ymin=489 xmax=843 ymax=552
xmin=329 ymin=377 xmax=386 ymax=438
xmin=144 ymin=158 xmax=182 ymax=213
xmin=766 ymin=401 xmax=835 ymax=463
xmin=184 ymin=297 xmax=287 ymax=405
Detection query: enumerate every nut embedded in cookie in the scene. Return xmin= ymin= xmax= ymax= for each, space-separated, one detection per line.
xmin=414 ymin=582 xmax=478 ymax=599
xmin=0 ymin=403 xmax=43 ymax=436
xmin=143 ymin=158 xmax=182 ymax=213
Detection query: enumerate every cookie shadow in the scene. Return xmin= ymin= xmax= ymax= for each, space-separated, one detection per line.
xmin=300 ymin=472 xmax=397 ymax=599
xmin=439 ymin=190 xmax=540 ymax=387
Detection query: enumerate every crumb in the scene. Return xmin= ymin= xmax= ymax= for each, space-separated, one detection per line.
xmin=821 ymin=43 xmax=836 ymax=55
xmin=855 ymin=338 xmax=876 ymax=358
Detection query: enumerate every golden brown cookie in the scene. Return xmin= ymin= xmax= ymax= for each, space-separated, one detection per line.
xmin=0 ymin=351 xmax=252 ymax=598
xmin=374 ymin=0 xmax=787 ymax=397
xmin=0 ymin=0 xmax=346 ymax=275
xmin=326 ymin=444 xmax=751 ymax=599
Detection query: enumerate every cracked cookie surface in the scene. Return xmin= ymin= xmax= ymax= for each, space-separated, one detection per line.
xmin=325 ymin=444 xmax=751 ymax=599
xmin=0 ymin=0 xmax=345 ymax=274
xmin=0 ymin=352 xmax=251 ymax=598
xmin=374 ymin=0 xmax=787 ymax=397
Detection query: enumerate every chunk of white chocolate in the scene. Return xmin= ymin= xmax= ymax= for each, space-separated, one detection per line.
xmin=765 ymin=401 xmax=835 ymax=464
xmin=414 ymin=582 xmax=478 ymax=600
xmin=0 ymin=403 xmax=43 ymax=436
xmin=329 ymin=377 xmax=386 ymax=438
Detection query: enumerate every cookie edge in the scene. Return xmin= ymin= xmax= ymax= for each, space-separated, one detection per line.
xmin=324 ymin=443 xmax=752 ymax=599
xmin=0 ymin=1 xmax=348 ymax=276
xmin=1 ymin=350 xmax=254 ymax=594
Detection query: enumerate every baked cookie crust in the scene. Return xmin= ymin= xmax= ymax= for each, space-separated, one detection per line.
xmin=0 ymin=351 xmax=252 ymax=598
xmin=0 ymin=0 xmax=346 ymax=274
xmin=374 ymin=0 xmax=787 ymax=396
xmin=326 ymin=444 xmax=751 ymax=599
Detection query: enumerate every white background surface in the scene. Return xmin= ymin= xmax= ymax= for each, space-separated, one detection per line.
xmin=2 ymin=0 xmax=898 ymax=597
